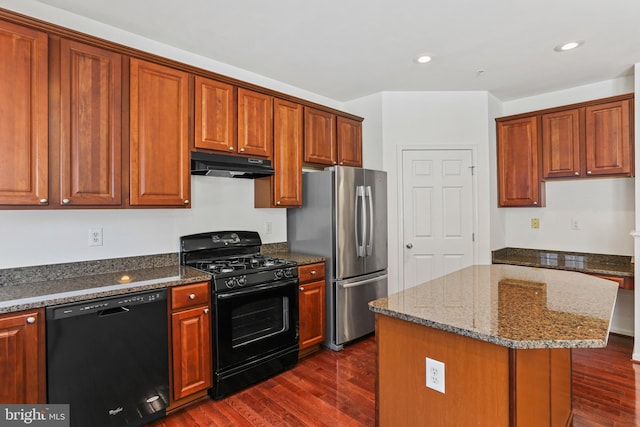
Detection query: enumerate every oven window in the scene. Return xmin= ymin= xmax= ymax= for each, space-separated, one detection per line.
xmin=231 ymin=296 xmax=289 ymax=348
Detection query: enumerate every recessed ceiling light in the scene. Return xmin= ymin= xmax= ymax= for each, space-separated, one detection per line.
xmin=414 ymin=54 xmax=432 ymax=64
xmin=554 ymin=41 xmax=584 ymax=52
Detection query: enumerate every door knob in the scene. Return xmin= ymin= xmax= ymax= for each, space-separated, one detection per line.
xmin=406 ymin=243 xmax=413 ymax=249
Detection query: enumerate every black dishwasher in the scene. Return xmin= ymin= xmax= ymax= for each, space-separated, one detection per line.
xmin=46 ymin=289 xmax=169 ymax=427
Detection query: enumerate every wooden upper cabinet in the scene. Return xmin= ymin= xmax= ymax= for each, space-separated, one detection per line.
xmin=237 ymin=88 xmax=273 ymax=158
xmin=336 ymin=116 xmax=363 ymax=167
xmin=57 ymin=39 xmax=122 ymax=206
xmin=497 ymin=116 xmax=543 ymax=207
xmin=542 ymin=109 xmax=581 ymax=179
xmin=129 ymin=58 xmax=190 ymax=207
xmin=585 ymin=99 xmax=632 ymax=177
xmin=255 ymin=98 xmax=303 ymax=208
xmin=194 ymin=76 xmax=236 ymax=153
xmin=0 ymin=309 xmax=46 ymax=404
xmin=0 ymin=21 xmax=48 ymax=206
xmin=304 ymin=107 xmax=337 ymax=166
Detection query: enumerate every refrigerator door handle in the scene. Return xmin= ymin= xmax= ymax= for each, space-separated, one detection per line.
xmin=355 ymin=185 xmax=365 ymax=257
xmin=338 ymin=274 xmax=389 ymax=289
xmin=365 ymin=185 xmax=373 ymax=256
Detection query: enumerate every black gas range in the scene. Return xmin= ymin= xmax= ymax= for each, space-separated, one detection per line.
xmin=180 ymin=231 xmax=299 ymax=400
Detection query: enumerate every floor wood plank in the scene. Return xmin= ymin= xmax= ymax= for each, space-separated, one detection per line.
xmin=150 ymin=333 xmax=637 ymax=426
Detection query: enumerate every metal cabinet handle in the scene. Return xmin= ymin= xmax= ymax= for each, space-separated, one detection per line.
xmin=189 ymin=294 xmax=196 ymax=300
xmin=311 ymin=270 xmax=316 ymax=275
xmin=574 ymin=172 xmax=579 ymax=176
xmin=533 ymin=201 xmax=538 ymax=205
xmin=587 ymin=171 xmax=592 ymax=175
xmin=62 ymin=198 xmax=70 ymax=204
xmin=39 ymin=198 xmax=48 ymax=204
xmin=184 ymin=200 xmax=190 ymax=205
xmin=204 ymin=308 xmax=209 ymax=314
xmin=299 ymin=286 xmax=304 ymax=292
xmin=406 ymin=243 xmax=413 ymax=249
xmin=228 ymin=147 xmax=234 ymax=151
xmin=26 ymin=317 xmax=36 ymax=324
xmin=240 ymin=148 xmax=245 ymax=152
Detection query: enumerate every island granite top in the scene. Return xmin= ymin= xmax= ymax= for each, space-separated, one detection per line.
xmin=369 ymin=264 xmax=618 ymax=349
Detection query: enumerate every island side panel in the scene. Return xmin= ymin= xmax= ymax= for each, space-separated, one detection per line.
xmin=511 ymin=348 xmax=572 ymax=427
xmin=375 ymin=314 xmax=510 ymax=427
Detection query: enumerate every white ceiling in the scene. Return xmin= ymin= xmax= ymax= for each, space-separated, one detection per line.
xmin=34 ymin=0 xmax=640 ymax=102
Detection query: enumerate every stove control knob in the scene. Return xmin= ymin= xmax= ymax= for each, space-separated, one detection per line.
xmin=225 ymin=278 xmax=237 ymax=288
xmin=275 ymin=269 xmax=284 ymax=279
xmin=237 ymin=276 xmax=247 ymax=286
xmin=284 ymin=268 xmax=293 ymax=278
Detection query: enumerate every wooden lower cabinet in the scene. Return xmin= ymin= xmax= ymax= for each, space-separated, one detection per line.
xmin=591 ymin=273 xmax=634 ymax=291
xmin=0 ymin=309 xmax=46 ymax=404
xmin=298 ymin=262 xmax=326 ymax=357
xmin=169 ymin=282 xmax=212 ymax=408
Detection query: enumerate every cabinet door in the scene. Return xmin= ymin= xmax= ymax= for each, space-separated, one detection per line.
xmin=542 ymin=109 xmax=580 ymax=179
xmin=337 ymin=116 xmax=363 ymax=167
xmin=171 ymin=305 xmax=212 ymax=401
xmin=59 ymin=39 xmax=122 ymax=206
xmin=304 ymin=107 xmax=336 ymax=166
xmin=237 ymin=88 xmax=272 ymax=157
xmin=585 ymin=99 xmax=632 ymax=177
xmin=256 ymin=98 xmax=303 ymax=208
xmin=194 ymin=76 xmax=236 ymax=153
xmin=497 ymin=116 xmax=543 ymax=207
xmin=0 ymin=21 xmax=48 ymax=206
xmin=299 ymin=280 xmax=325 ymax=350
xmin=0 ymin=309 xmax=45 ymax=404
xmin=130 ymin=58 xmax=190 ymax=206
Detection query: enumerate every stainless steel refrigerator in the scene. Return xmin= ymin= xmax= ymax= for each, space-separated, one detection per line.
xmin=287 ymin=166 xmax=387 ymax=351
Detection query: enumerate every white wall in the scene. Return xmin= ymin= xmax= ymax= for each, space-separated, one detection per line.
xmin=349 ymin=91 xmax=494 ymax=295
xmin=0 ymin=1 xmax=352 ymax=268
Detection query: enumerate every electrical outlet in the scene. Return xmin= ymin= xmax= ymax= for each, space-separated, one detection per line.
xmin=531 ymin=218 xmax=540 ymax=229
xmin=426 ymin=357 xmax=445 ymax=394
xmin=265 ymin=221 xmax=273 ymax=235
xmin=89 ymin=228 xmax=103 ymax=247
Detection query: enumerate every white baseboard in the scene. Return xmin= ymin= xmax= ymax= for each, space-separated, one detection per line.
xmin=610 ymin=326 xmax=634 ymax=337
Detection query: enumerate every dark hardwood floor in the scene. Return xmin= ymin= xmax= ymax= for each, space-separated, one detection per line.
xmin=151 ymin=334 xmax=637 ymax=426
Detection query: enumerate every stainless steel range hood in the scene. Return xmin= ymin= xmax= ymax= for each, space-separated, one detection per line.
xmin=191 ymin=151 xmax=275 ymax=179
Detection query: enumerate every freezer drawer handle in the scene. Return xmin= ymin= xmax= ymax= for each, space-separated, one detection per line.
xmin=339 ymin=274 xmax=388 ymax=289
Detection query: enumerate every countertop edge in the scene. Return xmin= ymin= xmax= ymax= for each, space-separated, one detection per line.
xmin=369 ymin=304 xmax=608 ymax=350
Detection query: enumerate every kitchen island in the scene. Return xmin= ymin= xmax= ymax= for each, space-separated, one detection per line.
xmin=369 ymin=265 xmax=618 ymax=427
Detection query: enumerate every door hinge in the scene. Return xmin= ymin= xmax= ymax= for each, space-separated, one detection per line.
xmin=469 ymin=166 xmax=476 ymax=176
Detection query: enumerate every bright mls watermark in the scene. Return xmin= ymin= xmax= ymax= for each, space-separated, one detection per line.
xmin=0 ymin=405 xmax=69 ymax=427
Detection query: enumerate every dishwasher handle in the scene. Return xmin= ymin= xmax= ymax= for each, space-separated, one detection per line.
xmin=98 ymin=306 xmax=130 ymax=317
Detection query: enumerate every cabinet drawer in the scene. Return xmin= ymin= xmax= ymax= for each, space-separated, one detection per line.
xmin=299 ymin=263 xmax=325 ymax=284
xmin=591 ymin=274 xmax=634 ymax=291
xmin=171 ymin=282 xmax=210 ymax=310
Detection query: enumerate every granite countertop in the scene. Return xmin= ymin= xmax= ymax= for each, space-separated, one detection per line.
xmin=266 ymin=251 xmax=326 ymax=266
xmin=260 ymin=243 xmax=326 ymax=266
xmin=492 ymin=247 xmax=633 ymax=277
xmin=369 ymin=264 xmax=618 ymax=350
xmin=0 ymin=247 xmax=323 ymax=315
xmin=0 ymin=254 xmax=211 ymax=314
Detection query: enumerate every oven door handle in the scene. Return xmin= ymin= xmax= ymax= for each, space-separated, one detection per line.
xmin=216 ymin=279 xmax=298 ymax=299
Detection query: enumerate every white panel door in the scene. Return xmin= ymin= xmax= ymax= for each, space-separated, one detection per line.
xmin=402 ymin=149 xmax=474 ymax=289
